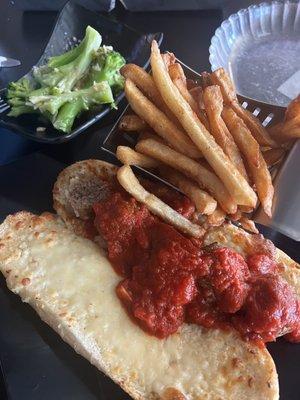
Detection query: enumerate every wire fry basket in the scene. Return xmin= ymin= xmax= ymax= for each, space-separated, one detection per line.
xmin=101 ymin=59 xmax=300 ymax=241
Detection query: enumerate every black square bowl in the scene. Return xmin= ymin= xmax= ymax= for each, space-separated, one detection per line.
xmin=0 ymin=1 xmax=163 ymax=144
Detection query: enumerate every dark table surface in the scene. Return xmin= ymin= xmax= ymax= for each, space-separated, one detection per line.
xmin=0 ymin=0 xmax=258 ymax=166
xmin=0 ymin=1 xmax=299 ymax=400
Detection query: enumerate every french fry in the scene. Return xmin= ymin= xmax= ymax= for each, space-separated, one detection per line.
xmin=189 ymin=86 xmax=203 ymax=104
xmin=211 ymin=68 xmax=277 ymax=148
xmin=267 ymin=123 xmax=285 ymax=143
xmin=203 ymin=85 xmax=248 ymax=180
xmin=263 ymin=148 xmax=286 ymax=167
xmin=117 ymin=165 xmax=204 ymax=238
xmin=196 ymin=87 xmax=205 ymax=110
xmin=285 ymin=95 xmax=300 ymax=120
xmin=125 ymin=79 xmax=201 ymax=159
xmin=173 ymin=78 xmax=209 ymax=129
xmin=222 ymin=107 xmax=274 ymax=217
xmin=268 ymin=116 xmax=300 ymax=142
xmin=239 ymin=205 xmax=254 ymax=214
xmin=121 ymin=60 xmax=181 ymax=125
xmin=186 ymin=79 xmax=199 ymax=90
xmin=192 ymin=87 xmax=210 ymax=128
xmin=239 ymin=217 xmax=259 ymax=234
xmin=201 ymin=71 xmax=212 ymax=88
xmin=206 ymin=207 xmax=226 ymax=227
xmin=168 ymin=63 xmax=187 ymax=83
xmin=150 ymin=41 xmax=257 ymax=208
xmin=169 ymin=63 xmax=210 ymax=130
xmin=221 ymin=104 xmax=261 ymax=167
xmin=197 ymin=110 xmax=210 ymax=130
xmin=117 ymin=146 xmax=216 ymax=215
xmin=121 ymin=64 xmax=165 ymax=109
xmin=118 ymin=114 xmax=148 ymax=132
xmin=230 ymin=209 xmax=242 ymax=221
xmin=121 ymin=63 xmax=180 ymax=127
xmin=238 ymin=107 xmax=279 ymax=147
xmin=116 ymin=146 xmax=160 ymax=169
xmin=136 ymin=138 xmax=237 ymax=214
xmin=210 ymin=69 xmax=236 ymax=104
xmin=173 ymin=77 xmax=199 ymax=113
xmin=162 ymin=52 xmax=176 ymax=69
xmin=159 ymin=166 xmax=217 ymax=215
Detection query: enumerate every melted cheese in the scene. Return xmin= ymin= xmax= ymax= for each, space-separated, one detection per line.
xmin=0 ymin=213 xmax=279 ymax=400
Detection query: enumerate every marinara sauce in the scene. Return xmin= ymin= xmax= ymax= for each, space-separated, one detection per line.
xmin=93 ymin=184 xmax=300 ymax=344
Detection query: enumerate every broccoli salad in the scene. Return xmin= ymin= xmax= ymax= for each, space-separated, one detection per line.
xmin=6 ymin=26 xmax=126 ymax=133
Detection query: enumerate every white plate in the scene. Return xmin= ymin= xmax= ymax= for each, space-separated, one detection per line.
xmin=209 ymin=1 xmax=300 ymax=106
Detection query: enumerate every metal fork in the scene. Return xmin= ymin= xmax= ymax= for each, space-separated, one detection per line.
xmin=0 ymin=88 xmax=9 ymax=114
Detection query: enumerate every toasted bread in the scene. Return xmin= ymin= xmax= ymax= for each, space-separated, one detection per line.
xmin=53 ymin=159 xmax=118 ymax=238
xmin=53 ymin=160 xmax=300 ymax=299
xmin=0 ymin=211 xmax=279 ymax=400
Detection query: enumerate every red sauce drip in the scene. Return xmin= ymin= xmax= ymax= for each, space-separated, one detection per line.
xmin=93 ymin=186 xmax=300 ymax=343
xmin=94 ymin=190 xmax=154 ymax=276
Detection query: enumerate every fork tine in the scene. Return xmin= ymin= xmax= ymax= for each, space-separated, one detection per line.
xmin=0 ymin=104 xmax=10 ymax=113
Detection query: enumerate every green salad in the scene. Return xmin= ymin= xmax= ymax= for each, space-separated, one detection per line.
xmin=6 ymin=26 xmax=126 ymax=133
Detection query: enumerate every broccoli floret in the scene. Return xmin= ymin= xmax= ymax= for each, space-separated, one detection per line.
xmin=47 ymin=46 xmax=81 ymax=69
xmin=7 ymin=105 xmax=37 ymax=117
xmin=6 ymin=26 xmax=125 ymax=132
xmin=33 ymin=26 xmax=102 ymax=92
xmin=29 ymin=81 xmax=113 ymax=121
xmin=51 ymin=47 xmax=123 ymax=133
xmin=52 ymin=98 xmax=85 ymax=133
xmin=8 ymin=82 xmax=51 ymax=102
xmin=47 ymin=35 xmax=93 ymax=68
xmin=51 ymin=81 xmax=115 ymax=133
xmin=7 ymin=82 xmax=55 ymax=117
xmin=7 ymin=78 xmax=34 ymax=99
xmin=7 ymin=78 xmax=37 ymax=117
xmin=85 ymin=49 xmax=125 ymax=93
xmin=8 ymin=97 xmax=27 ymax=107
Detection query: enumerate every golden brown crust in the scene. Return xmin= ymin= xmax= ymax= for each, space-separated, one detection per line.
xmin=162 ymin=388 xmax=186 ymax=400
xmin=47 ymin=159 xmax=300 ymax=399
xmin=53 ymin=159 xmax=118 ymax=238
xmin=0 ymin=211 xmax=279 ymax=400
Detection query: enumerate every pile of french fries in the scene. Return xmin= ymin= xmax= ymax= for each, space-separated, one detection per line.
xmin=115 ymin=40 xmax=300 ymax=238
